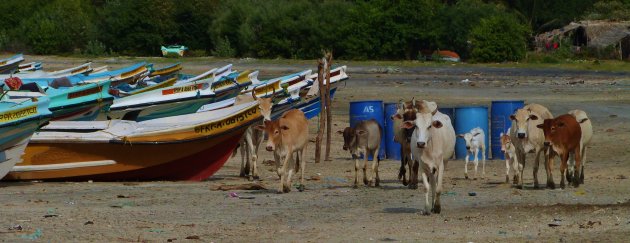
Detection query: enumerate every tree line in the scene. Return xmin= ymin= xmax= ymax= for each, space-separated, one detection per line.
xmin=0 ymin=0 xmax=626 ymax=62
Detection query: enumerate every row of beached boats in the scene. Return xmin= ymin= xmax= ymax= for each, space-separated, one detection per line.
xmin=0 ymin=54 xmax=347 ymax=182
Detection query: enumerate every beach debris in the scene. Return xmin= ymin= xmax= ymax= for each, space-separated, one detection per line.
xmin=211 ymin=183 xmax=267 ymax=191
xmin=296 ymin=184 xmax=305 ymax=192
xmin=148 ymin=229 xmax=164 ymax=233
xmin=615 ymin=175 xmax=627 ymax=179
xmin=117 ymin=195 xmax=132 ymax=198
xmin=579 ymin=220 xmax=601 ymax=229
xmin=110 ymin=201 xmax=135 ymax=208
xmin=84 ymin=221 xmax=94 ymax=225
xmin=167 ymin=238 xmax=177 ymax=242
xmin=548 ymin=219 xmax=562 ymax=227
xmin=443 ymin=191 xmax=457 ymax=196
xmin=229 ymin=192 xmax=239 ymax=198
xmin=461 ymin=79 xmax=470 ymax=83
xmin=44 ymin=208 xmax=59 ymax=218
xmin=574 ymin=189 xmax=586 ymax=196
xmin=20 ymin=229 xmax=42 ymax=240
xmin=609 ymin=114 xmax=618 ymax=118
xmin=8 ymin=224 xmax=22 ymax=231
xmin=468 ymin=192 xmax=477 ymax=196
xmin=185 ymin=235 xmax=200 ymax=240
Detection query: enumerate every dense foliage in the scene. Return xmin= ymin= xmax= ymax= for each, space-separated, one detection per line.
xmin=0 ymin=0 xmax=610 ymax=61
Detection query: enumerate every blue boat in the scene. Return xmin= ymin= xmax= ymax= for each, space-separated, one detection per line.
xmin=21 ymin=62 xmax=149 ymax=88
xmin=0 ymin=93 xmax=52 ymax=179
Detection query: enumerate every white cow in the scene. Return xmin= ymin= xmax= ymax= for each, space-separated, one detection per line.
xmin=402 ymin=110 xmax=455 ymax=215
xmin=500 ymin=128 xmax=520 ymax=184
xmin=233 ymin=92 xmax=274 ymax=181
xmin=568 ymin=109 xmax=592 ymax=185
xmin=457 ymin=127 xmax=486 ymax=179
xmin=509 ymin=103 xmax=553 ymax=189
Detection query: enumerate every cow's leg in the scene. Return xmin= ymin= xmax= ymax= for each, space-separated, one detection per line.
xmin=559 ymin=153 xmax=569 ymax=189
xmin=464 ymin=152 xmax=470 ymax=179
xmin=280 ymin=147 xmax=293 ymax=193
xmin=398 ymin=147 xmax=406 ymax=184
xmin=517 ymin=152 xmax=525 ymax=189
xmin=473 ymin=149 xmax=479 ymax=180
xmin=420 ymin=166 xmax=431 ymax=215
xmin=363 ymin=150 xmax=370 ymax=186
xmin=481 ymin=146 xmax=486 ymax=179
xmin=299 ymin=148 xmax=306 ymax=189
xmin=373 ymin=149 xmax=381 ymax=187
xmin=505 ymin=157 xmax=511 ymax=183
xmin=239 ymin=139 xmax=247 ymax=177
xmin=546 ymin=151 xmax=556 ymax=189
xmin=532 ymin=147 xmax=543 ymax=189
xmin=434 ymin=158 xmax=445 ymax=214
xmin=274 ymin=152 xmax=281 ymax=179
xmin=573 ymin=146 xmax=582 ymax=188
xmin=567 ymin=153 xmax=574 ymax=183
xmin=580 ymin=146 xmax=587 ymax=184
xmin=409 ymin=160 xmax=419 ymax=189
xmin=245 ymin=133 xmax=256 ymax=181
xmin=512 ymin=156 xmax=520 ymax=184
xmin=353 ymin=154 xmax=359 ymax=188
xmin=251 ymin=132 xmax=262 ymax=180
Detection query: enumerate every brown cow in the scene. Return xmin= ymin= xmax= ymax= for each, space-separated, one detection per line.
xmin=338 ymin=119 xmax=382 ymax=188
xmin=256 ymin=109 xmax=308 ymax=193
xmin=536 ymin=114 xmax=583 ymax=189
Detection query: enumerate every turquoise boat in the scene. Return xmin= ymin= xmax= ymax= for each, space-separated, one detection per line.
xmin=21 ymin=62 xmax=148 ymax=88
xmin=6 ymin=81 xmax=114 ymax=121
xmin=161 ymin=45 xmax=188 ymax=57
xmin=0 ymin=94 xmax=52 ymax=179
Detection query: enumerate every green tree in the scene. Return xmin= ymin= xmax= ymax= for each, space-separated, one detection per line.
xmin=469 ymin=14 xmax=530 ymax=62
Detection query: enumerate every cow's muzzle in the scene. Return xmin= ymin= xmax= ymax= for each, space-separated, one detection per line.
xmin=543 ymin=142 xmax=550 ymax=147
xmin=517 ymin=133 xmax=526 ymax=139
xmin=417 ymin=142 xmax=426 ymax=148
xmin=266 ymin=146 xmax=274 ymax=151
xmin=466 ymin=146 xmax=471 ymax=150
xmin=343 ymin=146 xmax=348 ymax=151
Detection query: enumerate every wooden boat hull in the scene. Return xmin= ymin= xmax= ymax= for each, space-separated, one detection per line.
xmin=0 ymin=54 xmax=24 ymax=74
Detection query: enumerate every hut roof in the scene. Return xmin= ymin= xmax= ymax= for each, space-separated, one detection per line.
xmin=536 ymin=20 xmax=630 ymax=47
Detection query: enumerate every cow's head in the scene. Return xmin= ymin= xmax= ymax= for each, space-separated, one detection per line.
xmin=337 ymin=126 xmax=367 ymax=152
xmin=457 ymin=130 xmax=481 ymax=151
xmin=402 ymin=112 xmax=443 ymax=149
xmin=536 ymin=118 xmax=558 ymax=147
xmin=509 ymin=108 xmax=541 ymax=139
xmin=255 ymin=119 xmax=285 ymax=151
xmin=257 ymin=97 xmax=273 ymax=121
xmin=499 ymin=132 xmax=512 ymax=153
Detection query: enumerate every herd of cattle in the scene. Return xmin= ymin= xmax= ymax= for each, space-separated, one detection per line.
xmin=233 ymin=92 xmax=593 ymax=215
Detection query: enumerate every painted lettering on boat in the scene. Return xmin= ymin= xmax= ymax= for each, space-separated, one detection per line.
xmin=67 ymin=86 xmax=103 ymax=99
xmin=194 ymin=107 xmax=258 ymax=134
xmin=212 ymin=79 xmax=233 ymax=90
xmin=162 ymin=83 xmax=203 ymax=95
xmin=0 ymin=105 xmax=37 ymax=122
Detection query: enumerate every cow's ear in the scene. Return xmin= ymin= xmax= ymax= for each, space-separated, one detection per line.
xmin=500 ymin=132 xmax=504 ymax=137
xmin=579 ymin=118 xmax=589 ymax=123
xmin=457 ymin=134 xmax=464 ymax=138
xmin=509 ymin=115 xmax=516 ymax=121
xmin=391 ymin=114 xmax=402 ymax=120
xmin=432 ymin=120 xmax=443 ymax=128
xmin=473 ymin=132 xmax=480 ymax=137
xmin=401 ymin=121 xmax=414 ymax=129
xmin=536 ymin=124 xmax=543 ymax=129
xmin=280 ymin=125 xmax=290 ymax=130
xmin=254 ymin=125 xmax=266 ymax=131
xmin=529 ymin=114 xmax=538 ymax=120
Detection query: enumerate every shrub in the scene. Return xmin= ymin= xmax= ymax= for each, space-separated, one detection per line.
xmin=469 ymin=14 xmax=530 ymax=62
xmin=83 ymin=40 xmax=108 ymax=56
xmin=212 ymin=36 xmax=236 ymax=58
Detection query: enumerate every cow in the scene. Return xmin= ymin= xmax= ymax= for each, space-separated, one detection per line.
xmin=255 ymin=109 xmax=308 ymax=193
xmin=567 ymin=109 xmax=592 ymax=185
xmin=337 ymin=119 xmax=382 ymax=188
xmin=402 ymin=108 xmax=455 ymax=215
xmin=500 ymin=128 xmax=520 ymax=184
xmin=390 ymin=100 xmax=414 ymax=186
xmin=509 ymin=103 xmax=553 ymax=189
xmin=233 ymin=91 xmax=274 ymax=181
xmin=536 ymin=114 xmax=583 ymax=188
xmin=457 ymin=127 xmax=486 ymax=180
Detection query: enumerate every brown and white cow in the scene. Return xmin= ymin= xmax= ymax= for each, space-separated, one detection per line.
xmin=390 ymin=100 xmax=414 ymax=187
xmin=509 ymin=103 xmax=553 ymax=189
xmin=402 ymin=108 xmax=455 ymax=215
xmin=233 ymin=91 xmax=274 ymax=180
xmin=500 ymin=128 xmax=520 ymax=184
xmin=536 ymin=114 xmax=583 ymax=188
xmin=256 ymin=109 xmax=308 ymax=193
xmin=338 ymin=119 xmax=382 ymax=188
xmin=567 ymin=109 xmax=592 ymax=185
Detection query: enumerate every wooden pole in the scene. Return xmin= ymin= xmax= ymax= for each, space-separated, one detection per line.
xmin=324 ymin=51 xmax=333 ymax=161
xmin=314 ymin=57 xmax=326 ymax=163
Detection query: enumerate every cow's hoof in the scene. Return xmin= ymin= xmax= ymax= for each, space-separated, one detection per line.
xmin=239 ymin=172 xmax=246 ymax=177
xmin=353 ymin=184 xmax=359 ymax=189
xmin=402 ymin=179 xmax=409 ymax=186
xmin=282 ymin=185 xmax=291 ymax=193
xmin=560 ymin=182 xmax=566 ymax=189
xmin=363 ymin=179 xmax=369 ymax=186
xmin=505 ymin=175 xmax=510 ymax=184
xmin=248 ymin=176 xmax=254 ymax=181
xmin=253 ymin=175 xmax=260 ymax=180
xmin=408 ymin=184 xmax=418 ymax=189
xmin=375 ymin=180 xmax=380 ymax=187
xmin=465 ymin=174 xmax=469 ymax=179
xmin=547 ymin=181 xmax=555 ymax=189
xmin=432 ymin=205 xmax=441 ymax=214
xmin=533 ymin=183 xmax=540 ymax=189
xmin=516 ymin=184 xmax=524 ymax=190
xmin=572 ymin=179 xmax=580 ymax=188
xmin=421 ymin=210 xmax=431 ymax=216
xmin=473 ymin=177 xmax=478 ymax=181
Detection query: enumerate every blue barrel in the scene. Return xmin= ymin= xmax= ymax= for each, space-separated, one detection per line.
xmin=438 ymin=107 xmax=455 ymax=127
xmin=455 ymin=106 xmax=489 ymax=160
xmin=349 ymin=101 xmax=385 ymax=160
xmin=491 ymin=100 xmax=525 ymax=160
xmin=384 ymin=103 xmax=401 ymax=160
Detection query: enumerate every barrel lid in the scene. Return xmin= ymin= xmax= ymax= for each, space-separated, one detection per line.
xmin=491 ymin=100 xmax=524 ymax=103
xmin=455 ymin=106 xmax=488 ymax=109
xmin=350 ymin=100 xmax=384 ymax=104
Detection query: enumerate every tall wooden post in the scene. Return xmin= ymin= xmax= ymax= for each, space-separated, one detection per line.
xmin=324 ymin=51 xmax=333 ymax=161
xmin=315 ymin=58 xmax=326 ymax=163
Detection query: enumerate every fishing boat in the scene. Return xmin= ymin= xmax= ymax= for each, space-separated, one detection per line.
xmin=5 ymin=62 xmax=93 ymax=79
xmin=21 ymin=62 xmax=148 ymax=88
xmin=114 ymin=77 xmax=178 ymax=98
xmin=148 ymin=62 xmax=183 ymax=78
xmin=0 ymin=95 xmax=52 ymax=179
xmin=161 ymin=45 xmax=188 ymax=57
xmin=18 ymin=62 xmax=43 ymax=72
xmin=5 ymin=81 xmax=114 ymax=121
xmin=90 ymin=66 xmax=108 ymax=74
xmin=107 ymin=71 xmax=251 ymax=121
xmin=4 ymin=101 xmax=262 ymax=181
xmin=0 ymin=54 xmax=24 ymax=74
xmin=176 ymin=64 xmax=232 ymax=84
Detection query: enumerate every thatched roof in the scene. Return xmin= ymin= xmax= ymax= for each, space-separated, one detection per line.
xmin=536 ymin=20 xmax=630 ymax=47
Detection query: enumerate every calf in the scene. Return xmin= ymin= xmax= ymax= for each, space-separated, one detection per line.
xmin=391 ymin=100 xmax=413 ymax=186
xmin=255 ymin=109 xmax=309 ymax=193
xmin=234 ymin=91 xmax=274 ymax=180
xmin=536 ymin=114 xmax=583 ymax=188
xmin=457 ymin=127 xmax=486 ymax=179
xmin=402 ymin=110 xmax=455 ymax=215
xmin=500 ymin=128 xmax=520 ymax=184
xmin=509 ymin=103 xmax=553 ymax=189
xmin=567 ymin=109 xmax=592 ymax=185
xmin=338 ymin=119 xmax=382 ymax=188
